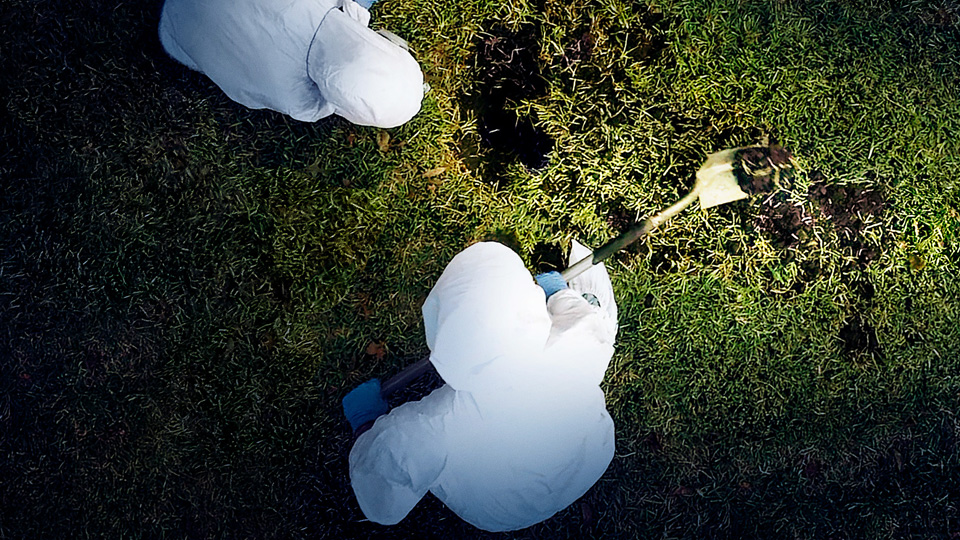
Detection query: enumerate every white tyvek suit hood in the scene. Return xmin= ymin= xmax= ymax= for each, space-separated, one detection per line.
xmin=307 ymin=7 xmax=424 ymax=128
xmin=420 ymin=243 xmax=552 ymax=393
xmin=349 ymin=241 xmax=619 ymax=532
xmin=158 ymin=0 xmax=423 ymax=127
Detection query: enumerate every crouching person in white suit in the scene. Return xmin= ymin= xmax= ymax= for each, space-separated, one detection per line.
xmin=342 ymin=241 xmax=619 ymax=532
xmin=158 ymin=0 xmax=424 ymax=128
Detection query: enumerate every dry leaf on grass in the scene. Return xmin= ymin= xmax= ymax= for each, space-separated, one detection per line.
xmin=580 ymin=501 xmax=595 ymax=525
xmin=422 ymin=167 xmax=446 ymax=178
xmin=305 ymin=158 xmax=321 ymax=178
xmin=365 ymin=341 xmax=387 ymax=359
xmin=377 ymin=131 xmax=390 ymax=152
xmin=908 ymin=254 xmax=926 ymax=271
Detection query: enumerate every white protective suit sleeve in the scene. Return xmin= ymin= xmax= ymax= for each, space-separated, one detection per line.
xmin=542 ymin=239 xmax=618 ymax=388
xmin=565 ymin=239 xmax=618 ymax=329
xmin=421 ymin=242 xmax=552 ymax=393
xmin=348 ymin=386 xmax=451 ymax=525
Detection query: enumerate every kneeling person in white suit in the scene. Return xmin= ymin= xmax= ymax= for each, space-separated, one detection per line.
xmin=343 ymin=241 xmax=619 ymax=532
xmin=158 ymin=0 xmax=424 ymax=128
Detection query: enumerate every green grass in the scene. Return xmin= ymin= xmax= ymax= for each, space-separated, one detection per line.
xmin=2 ymin=0 xmax=959 ymax=538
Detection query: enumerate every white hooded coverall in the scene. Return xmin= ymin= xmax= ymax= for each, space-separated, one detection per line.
xmin=158 ymin=0 xmax=424 ymax=127
xmin=349 ymin=241 xmax=618 ymax=532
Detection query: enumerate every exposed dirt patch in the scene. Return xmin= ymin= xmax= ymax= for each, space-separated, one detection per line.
xmin=603 ymin=200 xmax=637 ymax=234
xmin=919 ymin=1 xmax=960 ymax=27
xmin=809 ymin=179 xmax=885 ymax=238
xmin=646 ymin=244 xmax=683 ymax=274
xmin=566 ymin=14 xmax=666 ymax=69
xmin=731 ymin=144 xmax=811 ymax=250
xmin=750 ymin=165 xmax=886 ymax=268
xmin=561 ymin=29 xmax=597 ymax=68
xmin=735 ymin=144 xmax=793 ymax=195
xmin=754 ymin=193 xmax=814 ymax=249
xmin=531 ymin=241 xmax=566 ymax=274
xmin=838 ymin=313 xmax=882 ymax=360
xmin=465 ymin=6 xmax=668 ymax=181
xmin=467 ymin=25 xmax=554 ymax=176
xmin=808 ymin=171 xmax=887 ymax=266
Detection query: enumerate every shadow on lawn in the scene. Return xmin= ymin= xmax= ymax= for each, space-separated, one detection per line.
xmin=1 ymin=0 xmax=298 ymax=536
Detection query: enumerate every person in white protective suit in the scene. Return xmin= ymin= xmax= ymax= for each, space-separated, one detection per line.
xmin=158 ymin=0 xmax=424 ymax=128
xmin=342 ymin=241 xmax=619 ymax=532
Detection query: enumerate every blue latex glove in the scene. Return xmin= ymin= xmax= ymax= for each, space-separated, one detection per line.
xmin=534 ymin=271 xmax=568 ymax=299
xmin=355 ymin=0 xmax=377 ymax=8
xmin=342 ymin=379 xmax=389 ymax=432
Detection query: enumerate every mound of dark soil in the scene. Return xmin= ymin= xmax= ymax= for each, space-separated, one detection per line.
xmin=808 ymin=179 xmax=886 ymax=239
xmin=749 ymin=165 xmax=887 ymax=268
xmin=808 ymin=171 xmax=887 ymax=266
xmin=728 ymin=144 xmax=810 ymax=250
xmin=754 ymin=193 xmax=814 ymax=248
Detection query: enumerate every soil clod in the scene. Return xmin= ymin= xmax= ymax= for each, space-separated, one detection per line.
xmin=839 ymin=313 xmax=882 ymax=360
xmin=734 ymin=145 xmax=793 ymax=195
xmin=808 ymin=181 xmax=885 ymax=239
xmin=562 ymin=30 xmax=597 ymax=67
xmin=754 ymin=193 xmax=814 ymax=248
xmin=808 ymin=173 xmax=887 ymax=266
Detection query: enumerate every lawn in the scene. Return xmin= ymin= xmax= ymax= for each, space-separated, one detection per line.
xmin=1 ymin=0 xmax=959 ymax=538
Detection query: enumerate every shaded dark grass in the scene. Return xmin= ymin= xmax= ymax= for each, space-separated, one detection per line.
xmin=2 ymin=0 xmax=960 ymax=538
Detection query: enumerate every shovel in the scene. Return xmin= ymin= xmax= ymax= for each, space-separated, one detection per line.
xmin=380 ymin=147 xmax=757 ymax=396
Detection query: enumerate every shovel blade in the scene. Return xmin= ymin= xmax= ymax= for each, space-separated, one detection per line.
xmin=696 ymin=148 xmax=749 ymax=209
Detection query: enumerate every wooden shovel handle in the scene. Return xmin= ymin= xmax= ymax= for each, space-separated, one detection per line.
xmin=381 ymin=355 xmax=432 ymax=397
xmin=562 ymin=187 xmax=700 ymax=281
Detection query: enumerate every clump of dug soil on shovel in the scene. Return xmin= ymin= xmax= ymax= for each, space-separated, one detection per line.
xmin=730 ymin=144 xmax=819 ymax=250
xmin=734 ymin=144 xmax=793 ymax=195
